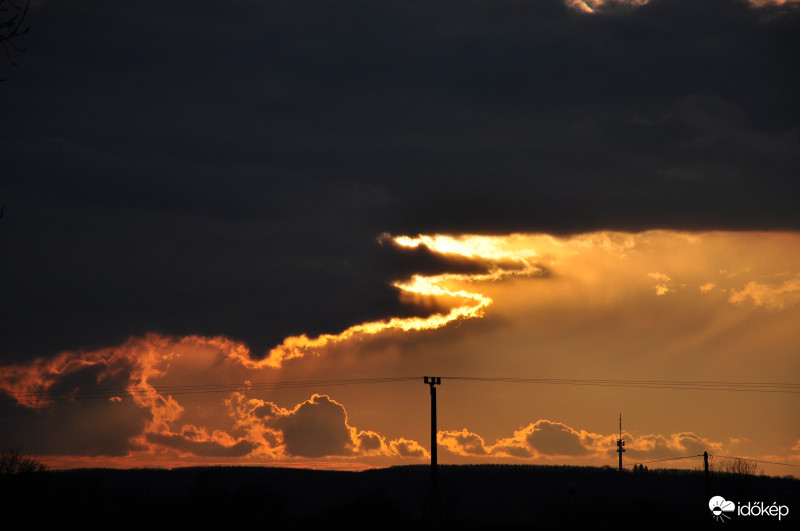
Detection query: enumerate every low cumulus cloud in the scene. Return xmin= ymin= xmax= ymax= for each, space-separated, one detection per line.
xmin=437 ymin=428 xmax=490 ymax=456
xmin=0 ymin=336 xmax=427 ymax=463
xmin=525 ymin=420 xmax=592 ymax=457
xmin=623 ymin=432 xmax=723 ymax=460
xmin=439 ymin=420 xmax=609 ymax=459
xmin=439 ymin=419 xmax=725 ymax=462
xmin=228 ymin=393 xmax=428 ymax=460
xmin=354 ymin=430 xmax=387 ymax=456
xmin=389 ymin=438 xmax=429 ymax=458
xmin=272 ymin=395 xmax=355 ymax=458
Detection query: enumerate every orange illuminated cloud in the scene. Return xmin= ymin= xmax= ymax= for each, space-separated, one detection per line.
xmin=0 ymin=334 xmax=429 ymax=464
xmin=747 ymin=0 xmax=800 ymax=5
xmin=562 ymin=0 xmax=798 ymax=14
xmin=563 ymin=0 xmax=650 ymax=14
xmin=258 ymin=233 xmax=546 ymax=368
xmin=389 ymin=438 xmax=429 ymax=458
xmin=226 ymin=392 xmax=428 ymax=460
xmin=439 ymin=420 xmax=725 ymax=463
xmin=728 ymin=275 xmax=800 ymax=310
xmin=2 ymin=230 xmax=799 ymax=470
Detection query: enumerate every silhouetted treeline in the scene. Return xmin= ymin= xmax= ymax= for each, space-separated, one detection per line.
xmin=1 ymin=464 xmax=796 ymax=528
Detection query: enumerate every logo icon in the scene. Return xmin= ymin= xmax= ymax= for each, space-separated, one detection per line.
xmin=709 ymin=496 xmax=736 ymax=522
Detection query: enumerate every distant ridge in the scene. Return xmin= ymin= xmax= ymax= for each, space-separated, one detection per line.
xmin=2 ymin=464 xmax=796 ymax=527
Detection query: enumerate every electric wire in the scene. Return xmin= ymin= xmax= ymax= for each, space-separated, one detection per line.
xmin=623 ymin=454 xmax=703 ymax=466
xmin=0 ymin=376 xmax=422 ymax=403
xmin=709 ymin=455 xmax=800 ymax=469
xmin=622 ymin=453 xmax=800 ymax=471
xmin=445 ymin=376 xmax=800 ymax=393
xmin=3 ymin=375 xmax=799 ymax=404
xmin=4 ymin=376 xmax=800 ymax=472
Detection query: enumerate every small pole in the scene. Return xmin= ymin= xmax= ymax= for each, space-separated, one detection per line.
xmin=704 ymin=451 xmax=710 ymax=499
xmin=616 ymin=413 xmax=625 ymax=472
xmin=424 ymin=376 xmax=441 ymax=522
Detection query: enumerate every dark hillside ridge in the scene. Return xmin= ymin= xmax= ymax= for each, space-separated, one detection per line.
xmin=2 ymin=464 xmax=796 ymax=528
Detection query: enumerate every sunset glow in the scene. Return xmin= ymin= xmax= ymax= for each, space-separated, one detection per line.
xmin=1 ymin=1 xmax=797 ymax=524
xmin=2 ymin=231 xmax=798 ymax=475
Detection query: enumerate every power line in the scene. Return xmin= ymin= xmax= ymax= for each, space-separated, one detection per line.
xmin=2 ymin=375 xmax=799 ymax=404
xmin=0 ymin=376 xmax=421 ymax=403
xmin=624 ymin=454 xmax=703 ymax=466
xmin=444 ymin=376 xmax=800 ymax=393
xmin=709 ymin=455 xmax=800 ymax=469
xmin=4 ymin=374 xmax=800 ymax=473
xmin=624 ymin=453 xmax=800 ymax=471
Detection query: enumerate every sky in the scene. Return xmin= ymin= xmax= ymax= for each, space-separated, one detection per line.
xmin=1 ymin=0 xmax=799 ymax=476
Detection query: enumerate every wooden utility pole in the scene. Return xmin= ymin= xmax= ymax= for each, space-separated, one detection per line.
xmin=424 ymin=376 xmax=441 ymax=521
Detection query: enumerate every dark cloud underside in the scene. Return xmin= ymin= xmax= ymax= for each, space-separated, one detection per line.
xmin=146 ymin=433 xmax=256 ymax=458
xmin=1 ymin=0 xmax=798 ymax=361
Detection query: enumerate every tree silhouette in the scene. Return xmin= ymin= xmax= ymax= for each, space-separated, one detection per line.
xmin=710 ymin=456 xmax=761 ymax=477
xmin=0 ymin=448 xmax=47 ymax=474
xmin=0 ymin=0 xmax=29 ymax=80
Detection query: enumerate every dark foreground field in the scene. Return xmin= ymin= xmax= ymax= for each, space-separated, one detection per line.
xmin=2 ymin=464 xmax=797 ymax=529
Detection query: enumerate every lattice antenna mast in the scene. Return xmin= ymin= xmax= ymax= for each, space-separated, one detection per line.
xmin=616 ymin=413 xmax=625 ymax=472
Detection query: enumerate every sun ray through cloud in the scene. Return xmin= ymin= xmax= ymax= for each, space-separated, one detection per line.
xmin=1 ymin=231 xmax=799 ymax=473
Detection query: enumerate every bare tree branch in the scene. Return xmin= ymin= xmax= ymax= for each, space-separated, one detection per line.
xmin=0 ymin=0 xmax=30 ymax=80
xmin=0 ymin=448 xmax=48 ymax=474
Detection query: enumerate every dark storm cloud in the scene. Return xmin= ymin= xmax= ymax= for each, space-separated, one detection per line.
xmin=1 ymin=0 xmax=798 ymax=362
xmin=377 ymin=236 xmax=522 ymax=279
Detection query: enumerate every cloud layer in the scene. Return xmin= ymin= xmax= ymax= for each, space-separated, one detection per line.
xmin=0 ymin=335 xmax=426 ymax=463
xmin=2 ymin=0 xmax=799 ymax=364
xmin=439 ymin=420 xmax=724 ymax=460
xmin=1 ymin=231 xmax=797 ymax=473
